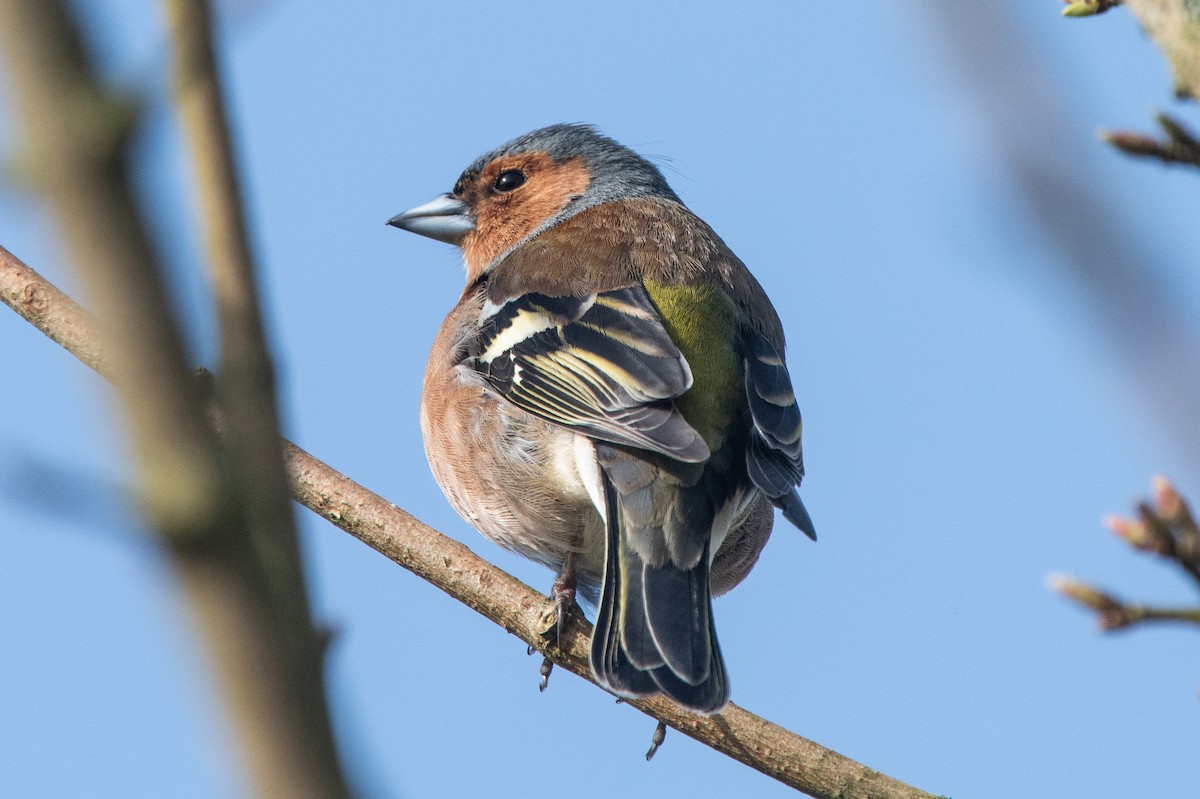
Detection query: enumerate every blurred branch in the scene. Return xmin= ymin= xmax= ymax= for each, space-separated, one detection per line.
xmin=1119 ymin=476 xmax=1200 ymax=587
xmin=161 ymin=1 xmax=348 ymax=793
xmin=0 ymin=0 xmax=221 ymax=536
xmin=0 ymin=0 xmax=349 ymax=795
xmin=1101 ymin=113 xmax=1200 ymax=167
xmin=1050 ymin=576 xmax=1200 ymax=629
xmin=924 ymin=0 xmax=1200 ymax=475
xmin=0 ymin=244 xmax=946 ymax=799
xmin=1122 ymin=0 xmax=1200 ymax=99
xmin=1051 ymin=477 xmax=1200 ymax=631
xmin=1062 ymin=0 xmax=1200 ymax=99
xmin=163 ymin=0 xmax=298 ymax=564
xmin=1064 ymin=0 xmax=1200 ymax=163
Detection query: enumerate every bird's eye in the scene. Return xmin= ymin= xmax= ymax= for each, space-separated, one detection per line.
xmin=493 ymin=170 xmax=526 ymax=192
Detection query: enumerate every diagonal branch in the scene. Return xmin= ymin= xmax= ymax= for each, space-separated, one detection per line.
xmin=0 ymin=243 xmax=946 ymax=799
xmin=287 ymin=444 xmax=943 ymax=799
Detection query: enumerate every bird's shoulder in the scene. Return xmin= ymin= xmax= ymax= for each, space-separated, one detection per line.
xmin=484 ymin=198 xmax=784 ymax=351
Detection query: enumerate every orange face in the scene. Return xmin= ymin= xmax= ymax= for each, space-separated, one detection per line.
xmin=454 ymin=152 xmax=592 ymax=280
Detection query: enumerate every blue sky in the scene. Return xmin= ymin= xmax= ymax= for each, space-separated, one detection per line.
xmin=2 ymin=2 xmax=1199 ymax=797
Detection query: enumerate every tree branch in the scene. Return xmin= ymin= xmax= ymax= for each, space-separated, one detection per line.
xmin=923 ymin=0 xmax=1200 ymax=472
xmin=1049 ymin=575 xmax=1200 ymax=630
xmin=162 ymin=0 xmax=300 ymax=570
xmin=1051 ymin=477 xmax=1200 ymax=633
xmin=160 ymin=1 xmax=349 ymax=792
xmin=1122 ymin=0 xmax=1200 ymax=100
xmin=287 ymin=445 xmax=943 ymax=799
xmin=1062 ymin=1 xmax=1200 ymax=100
xmin=0 ymin=243 xmax=946 ymax=799
xmin=1101 ymin=113 xmax=1200 ymax=168
xmin=0 ymin=0 xmax=223 ymax=536
xmin=0 ymin=0 xmax=350 ymax=793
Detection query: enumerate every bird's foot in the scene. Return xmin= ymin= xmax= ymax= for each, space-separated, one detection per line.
xmin=537 ymin=552 xmax=579 ymax=691
xmin=645 ymin=721 xmax=668 ymax=761
xmin=549 ymin=552 xmax=579 ymax=645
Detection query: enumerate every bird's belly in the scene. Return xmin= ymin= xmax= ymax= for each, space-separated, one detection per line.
xmin=420 ymin=374 xmax=606 ymax=595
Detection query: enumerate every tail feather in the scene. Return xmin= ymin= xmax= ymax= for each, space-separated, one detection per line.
xmin=777 ymin=488 xmax=816 ymax=541
xmin=641 ymin=559 xmax=712 ymax=685
xmin=649 ymin=634 xmax=728 ymax=712
xmin=589 ymin=467 xmax=730 ymax=714
xmin=615 ymin=559 xmax=666 ymax=671
xmin=591 ymin=478 xmax=658 ymax=696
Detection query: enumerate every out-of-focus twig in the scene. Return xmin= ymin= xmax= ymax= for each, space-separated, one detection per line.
xmin=0 ymin=0 xmax=222 ymax=536
xmin=160 ymin=1 xmax=350 ymax=794
xmin=1 ymin=245 xmax=948 ymax=799
xmin=162 ymin=0 xmax=298 ymax=568
xmin=1062 ymin=0 xmax=1200 ymax=100
xmin=1049 ymin=575 xmax=1200 ymax=630
xmin=923 ymin=0 xmax=1200 ymax=475
xmin=1101 ymin=113 xmax=1200 ymax=167
xmin=1122 ymin=0 xmax=1200 ymax=99
xmin=0 ymin=0 xmax=350 ymax=794
xmin=1123 ymin=477 xmax=1200 ymax=587
xmin=1051 ymin=477 xmax=1200 ymax=632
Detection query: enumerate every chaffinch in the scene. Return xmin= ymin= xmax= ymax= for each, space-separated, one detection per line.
xmin=388 ymin=124 xmax=813 ymax=715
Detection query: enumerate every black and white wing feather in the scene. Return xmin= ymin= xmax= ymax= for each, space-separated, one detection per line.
xmin=743 ymin=330 xmax=815 ymax=539
xmin=466 ymin=285 xmax=710 ymax=463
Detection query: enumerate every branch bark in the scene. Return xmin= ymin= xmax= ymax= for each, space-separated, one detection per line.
xmin=1 ymin=243 xmax=946 ymax=799
xmin=162 ymin=0 xmax=302 ymax=577
xmin=287 ymin=443 xmax=943 ymax=799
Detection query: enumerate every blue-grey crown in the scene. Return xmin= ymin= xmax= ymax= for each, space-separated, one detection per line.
xmin=463 ymin=123 xmax=682 ymax=209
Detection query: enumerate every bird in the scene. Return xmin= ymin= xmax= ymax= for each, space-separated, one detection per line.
xmin=387 ymin=124 xmax=814 ymax=714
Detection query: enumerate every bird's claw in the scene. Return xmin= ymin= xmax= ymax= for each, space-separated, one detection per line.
xmin=549 ymin=551 xmax=579 ymax=646
xmin=536 ymin=552 xmax=579 ymax=693
xmin=645 ymin=721 xmax=668 ymax=760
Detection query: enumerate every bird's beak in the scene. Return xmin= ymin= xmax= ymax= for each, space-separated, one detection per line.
xmin=386 ymin=193 xmax=475 ymax=245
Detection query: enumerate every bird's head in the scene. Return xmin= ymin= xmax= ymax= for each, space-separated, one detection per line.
xmin=387 ymin=124 xmax=680 ymax=281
